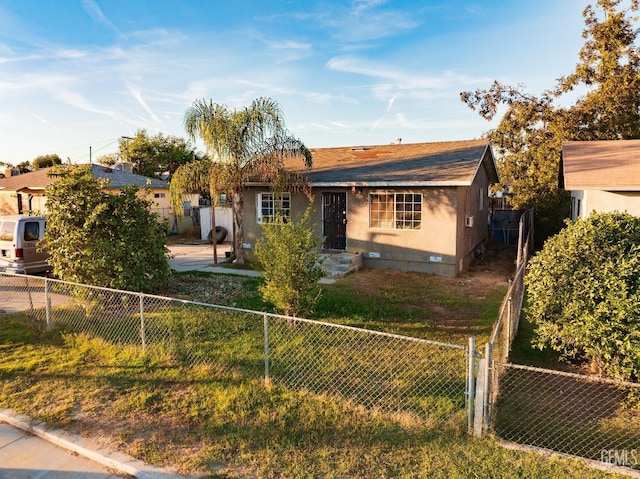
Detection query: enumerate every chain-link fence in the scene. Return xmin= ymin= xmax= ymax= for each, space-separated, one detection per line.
xmin=267 ymin=315 xmax=468 ymax=418
xmin=0 ymin=271 xmax=470 ymax=425
xmin=489 ymin=208 xmax=533 ymax=364
xmin=493 ymin=363 xmax=640 ymax=471
xmin=474 ymin=209 xmax=640 ymax=474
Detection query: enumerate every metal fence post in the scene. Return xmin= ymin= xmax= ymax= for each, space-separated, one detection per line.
xmin=139 ymin=293 xmax=146 ymax=351
xmin=263 ymin=313 xmax=271 ymax=387
xmin=467 ymin=336 xmax=476 ymax=432
xmin=506 ymin=297 xmax=512 ymax=353
xmin=45 ymin=277 xmax=52 ymax=331
xmin=483 ymin=341 xmax=493 ymax=428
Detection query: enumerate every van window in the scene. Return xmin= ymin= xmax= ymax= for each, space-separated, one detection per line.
xmin=0 ymin=221 xmax=15 ymax=241
xmin=24 ymin=222 xmax=40 ymax=241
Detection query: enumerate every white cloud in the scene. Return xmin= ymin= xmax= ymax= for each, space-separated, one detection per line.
xmin=80 ymin=0 xmax=122 ymax=37
xmin=125 ymin=81 xmax=163 ymax=125
xmin=351 ymin=0 xmax=387 ymax=15
xmin=326 ymin=55 xmax=400 ymax=80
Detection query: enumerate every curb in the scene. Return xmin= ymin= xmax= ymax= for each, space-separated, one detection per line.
xmin=0 ymin=409 xmax=187 ymax=479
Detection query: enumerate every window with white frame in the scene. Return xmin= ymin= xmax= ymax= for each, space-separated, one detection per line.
xmin=258 ymin=192 xmax=291 ymax=223
xmin=370 ymin=192 xmax=422 ymax=229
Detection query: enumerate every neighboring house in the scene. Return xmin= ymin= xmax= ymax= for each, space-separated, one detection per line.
xmin=0 ymin=163 xmax=182 ymax=230
xmin=560 ymin=140 xmax=640 ymax=221
xmin=243 ymin=139 xmax=499 ymax=276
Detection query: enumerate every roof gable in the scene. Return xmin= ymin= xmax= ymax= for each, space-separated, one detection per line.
xmin=283 ymin=139 xmax=498 ymax=187
xmin=561 ymin=140 xmax=640 ymax=191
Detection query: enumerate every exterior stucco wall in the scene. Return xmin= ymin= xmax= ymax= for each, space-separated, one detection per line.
xmin=0 ymin=186 xmax=177 ymax=230
xmin=243 ymin=187 xmax=467 ymax=276
xmin=456 ymin=161 xmax=491 ymax=273
xmin=0 ymin=191 xmax=19 ymax=215
xmin=0 ymin=190 xmax=47 ymax=216
xmin=575 ymin=189 xmax=640 ymax=219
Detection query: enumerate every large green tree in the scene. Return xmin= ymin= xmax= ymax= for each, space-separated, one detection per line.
xmin=42 ymin=165 xmax=170 ymax=292
xmin=461 ymin=0 xmax=640 ymax=241
xmin=525 ymin=212 xmax=640 ymax=381
xmin=32 ymin=153 xmax=62 ymax=170
xmin=171 ymin=97 xmax=312 ymax=265
xmin=100 ymin=129 xmax=200 ymax=179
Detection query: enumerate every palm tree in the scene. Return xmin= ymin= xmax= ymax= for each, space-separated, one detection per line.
xmin=171 ymin=97 xmax=312 ymax=265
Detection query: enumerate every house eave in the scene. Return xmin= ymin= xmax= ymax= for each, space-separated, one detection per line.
xmin=247 ymin=180 xmax=475 ymax=188
xmin=564 ymin=185 xmax=640 ymax=192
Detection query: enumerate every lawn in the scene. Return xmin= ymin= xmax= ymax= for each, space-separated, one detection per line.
xmin=0 ymin=244 xmax=628 ymax=478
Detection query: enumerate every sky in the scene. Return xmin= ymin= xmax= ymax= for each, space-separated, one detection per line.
xmin=0 ymin=0 xmax=588 ymax=165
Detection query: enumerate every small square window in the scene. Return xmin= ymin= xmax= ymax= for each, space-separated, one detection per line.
xmin=258 ymin=192 xmax=291 ymax=223
xmin=370 ymin=193 xmax=422 ymax=229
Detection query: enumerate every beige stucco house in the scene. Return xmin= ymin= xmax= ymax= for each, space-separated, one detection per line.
xmin=0 ymin=163 xmax=180 ymax=229
xmin=242 ymin=139 xmax=499 ymax=276
xmin=560 ymin=140 xmax=640 ymax=220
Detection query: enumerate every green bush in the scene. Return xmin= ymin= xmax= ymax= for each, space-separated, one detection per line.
xmin=254 ymin=204 xmax=325 ymax=316
xmin=525 ymin=212 xmax=640 ymax=381
xmin=42 ymin=165 xmax=170 ymax=292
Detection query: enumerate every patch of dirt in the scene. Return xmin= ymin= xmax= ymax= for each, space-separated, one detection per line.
xmin=162 ymin=274 xmax=259 ymax=306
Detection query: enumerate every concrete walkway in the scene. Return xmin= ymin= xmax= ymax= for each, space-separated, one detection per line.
xmin=167 ymin=243 xmax=261 ymax=277
xmin=166 ymin=243 xmax=336 ymax=283
xmin=0 ymin=410 xmax=186 ymax=479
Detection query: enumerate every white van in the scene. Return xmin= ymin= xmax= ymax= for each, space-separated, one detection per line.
xmin=0 ymin=215 xmax=51 ymax=274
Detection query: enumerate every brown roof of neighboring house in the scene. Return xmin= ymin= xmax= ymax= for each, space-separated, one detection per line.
xmin=0 ymin=167 xmax=57 ymax=191
xmin=561 ymin=140 xmax=640 ymax=191
xmin=0 ymin=164 xmax=169 ymax=192
xmin=282 ymin=139 xmax=498 ymax=187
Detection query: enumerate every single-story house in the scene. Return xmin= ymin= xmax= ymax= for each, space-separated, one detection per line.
xmin=0 ymin=163 xmax=185 ymax=230
xmin=243 ymin=139 xmax=499 ymax=276
xmin=560 ymin=140 xmax=640 ymax=220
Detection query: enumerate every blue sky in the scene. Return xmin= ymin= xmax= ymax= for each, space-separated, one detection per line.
xmin=0 ymin=0 xmax=586 ymax=164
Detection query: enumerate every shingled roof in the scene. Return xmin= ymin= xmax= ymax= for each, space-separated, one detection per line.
xmin=0 ymin=167 xmax=56 ymax=191
xmin=561 ymin=140 xmax=640 ymax=191
xmin=283 ymin=139 xmax=497 ymax=187
xmin=0 ymin=164 xmax=168 ymax=191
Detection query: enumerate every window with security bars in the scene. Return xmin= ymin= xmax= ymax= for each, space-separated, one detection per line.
xmin=258 ymin=192 xmax=291 ymax=223
xmin=370 ymin=193 xmax=422 ymax=229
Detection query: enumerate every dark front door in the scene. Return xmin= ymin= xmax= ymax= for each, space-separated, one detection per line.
xmin=323 ymin=192 xmax=347 ymax=250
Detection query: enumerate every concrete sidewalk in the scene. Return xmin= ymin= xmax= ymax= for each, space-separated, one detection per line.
xmin=166 ymin=243 xmax=336 ymax=283
xmin=167 ymin=243 xmax=261 ymax=277
xmin=0 ymin=410 xmax=186 ymax=479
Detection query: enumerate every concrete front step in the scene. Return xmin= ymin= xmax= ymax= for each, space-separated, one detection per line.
xmin=320 ymin=252 xmax=363 ymax=278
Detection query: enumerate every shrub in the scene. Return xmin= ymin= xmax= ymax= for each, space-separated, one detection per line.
xmin=254 ymin=204 xmax=325 ymax=316
xmin=525 ymin=212 xmax=640 ymax=381
xmin=42 ymin=165 xmax=170 ymax=292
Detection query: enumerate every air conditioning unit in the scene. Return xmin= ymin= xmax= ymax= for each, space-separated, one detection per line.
xmin=465 ymin=216 xmax=474 ymax=228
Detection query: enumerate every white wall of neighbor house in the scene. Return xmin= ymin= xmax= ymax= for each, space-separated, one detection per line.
xmin=571 ymin=189 xmax=640 ymax=220
xmin=199 ymin=206 xmax=234 ymax=241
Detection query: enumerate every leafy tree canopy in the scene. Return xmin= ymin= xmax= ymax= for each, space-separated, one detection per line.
xmin=32 ymin=153 xmax=62 ymax=170
xmin=112 ymin=129 xmax=201 ymax=179
xmin=525 ymin=212 xmax=640 ymax=381
xmin=461 ymin=0 xmax=640 ymax=240
xmin=42 ymin=165 xmax=170 ymax=292
xmin=172 ymin=97 xmax=312 ymax=265
xmin=16 ymin=161 xmax=31 ymax=173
